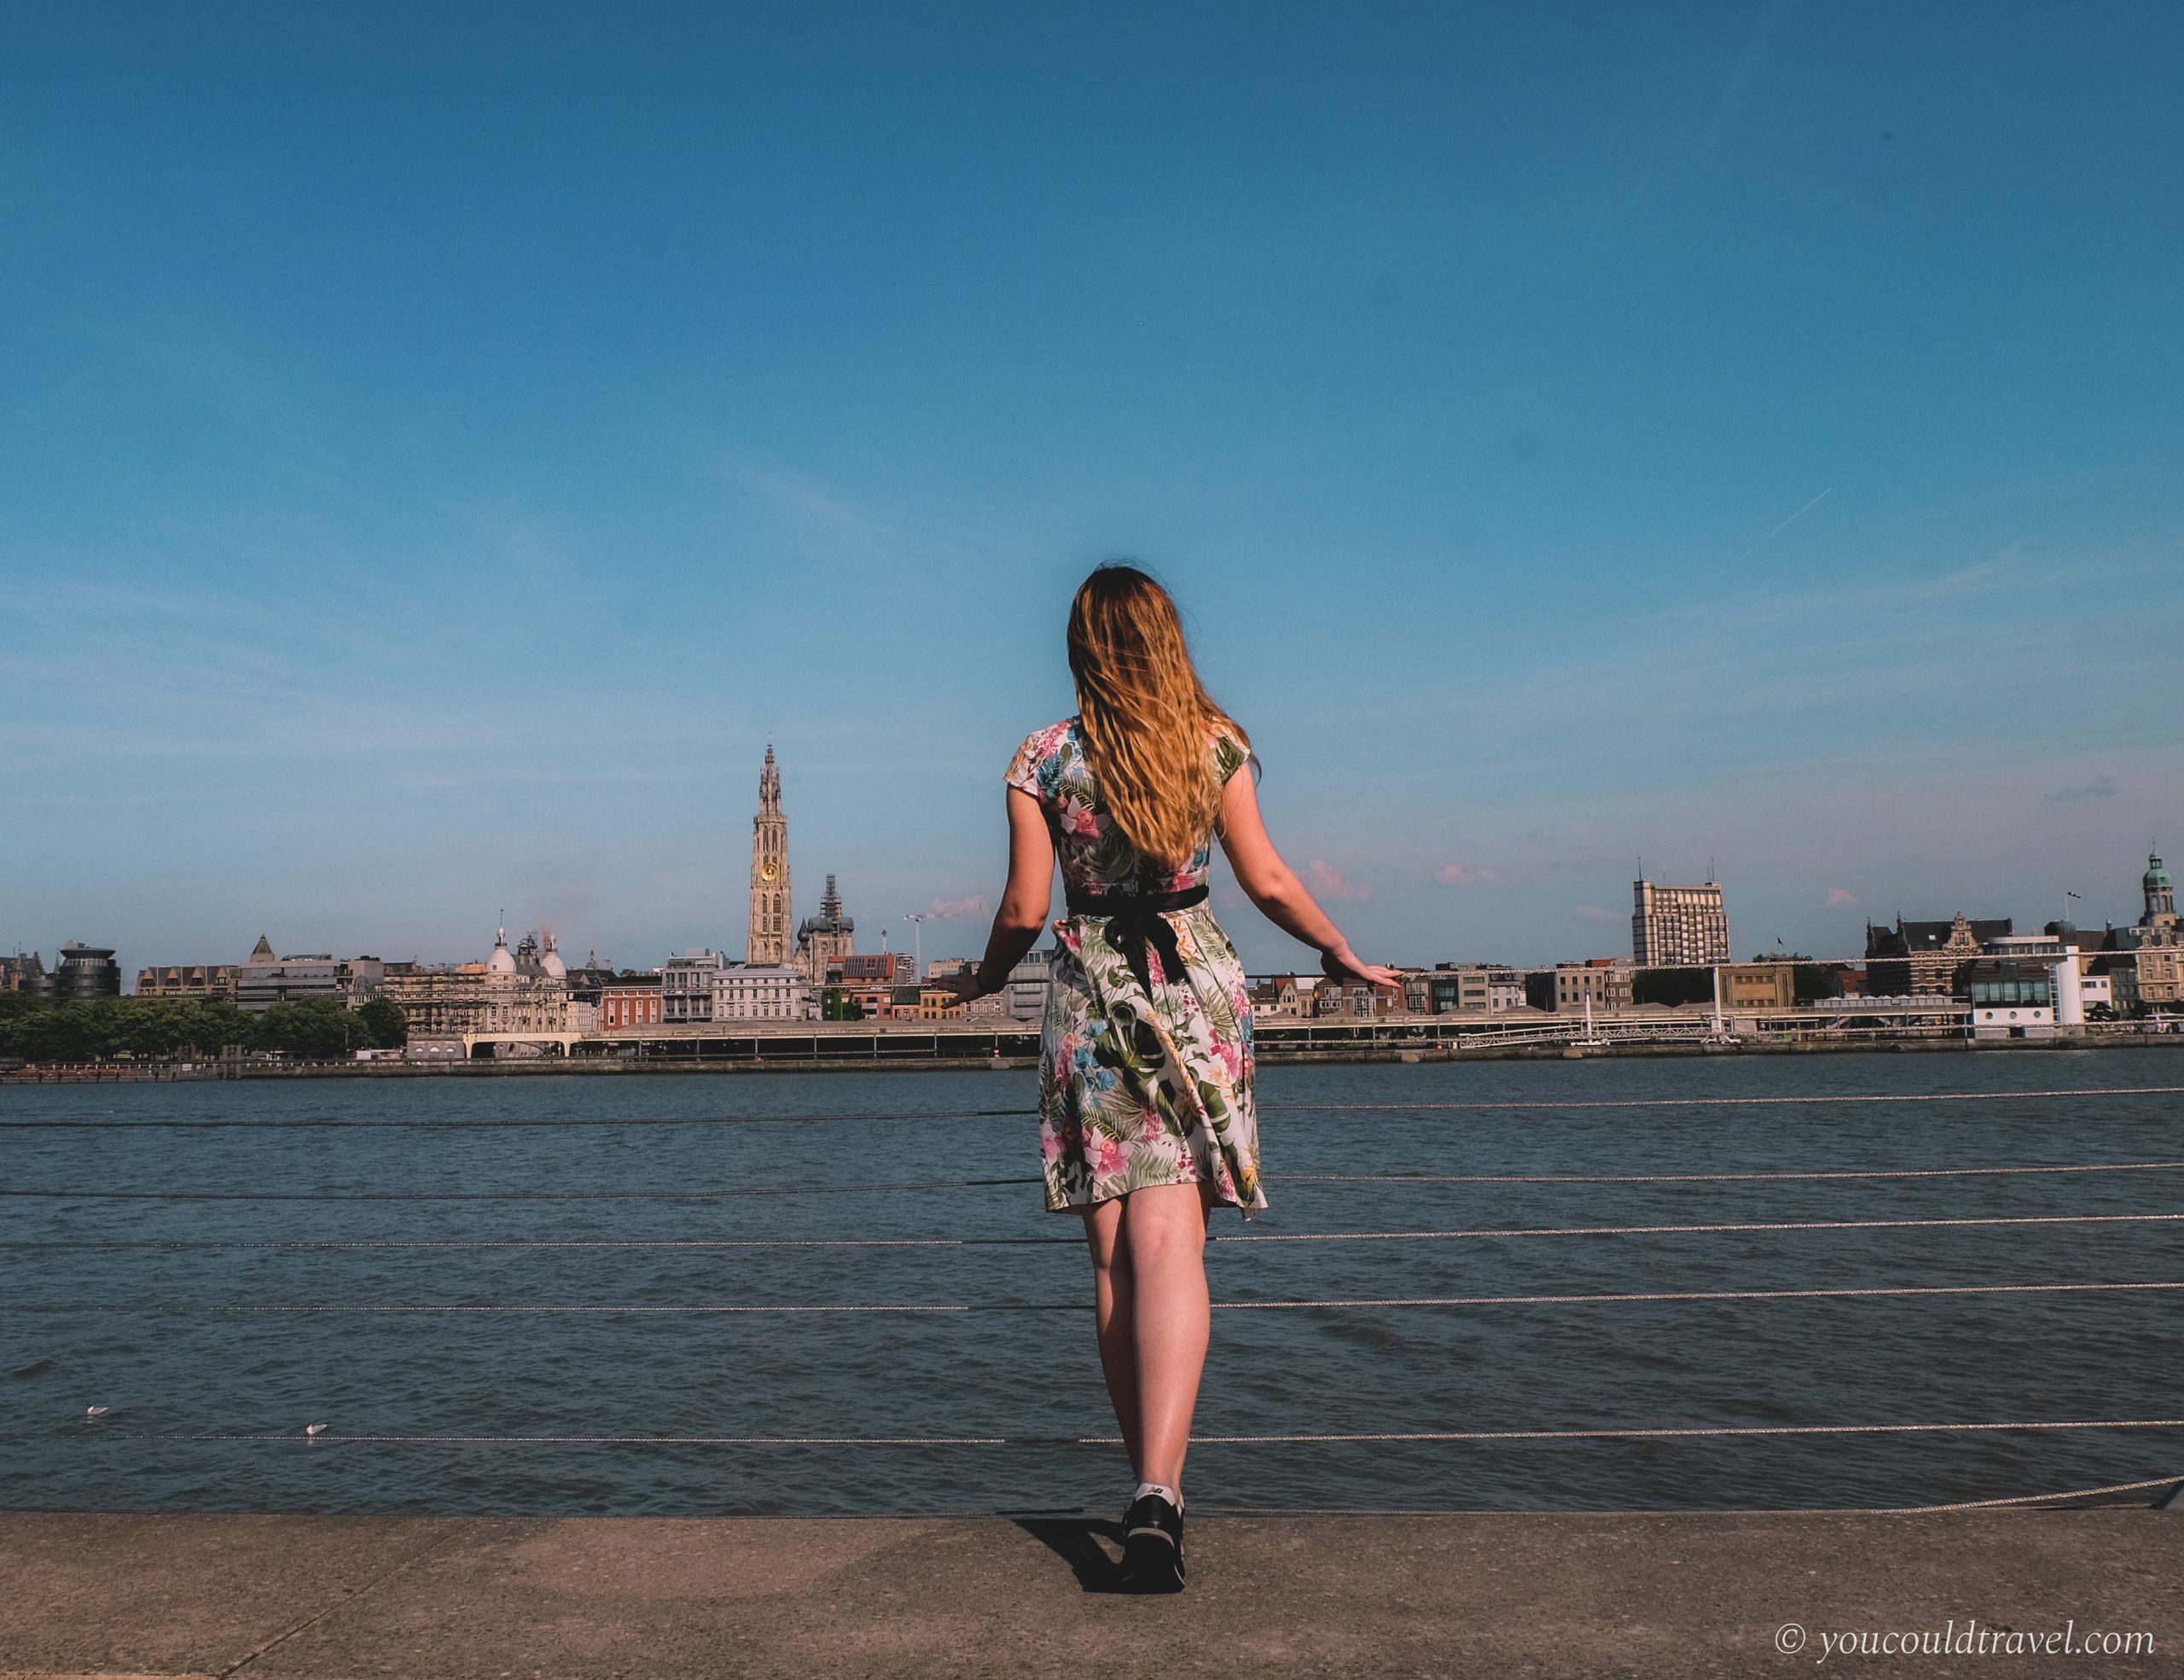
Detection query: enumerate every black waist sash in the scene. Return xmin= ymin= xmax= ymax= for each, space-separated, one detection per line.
xmin=1065 ymin=883 xmax=1210 ymax=1001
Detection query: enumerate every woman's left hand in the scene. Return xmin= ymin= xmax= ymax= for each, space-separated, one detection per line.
xmin=1321 ymin=943 xmax=1405 ymax=988
xmin=944 ymin=970 xmax=988 ymax=1005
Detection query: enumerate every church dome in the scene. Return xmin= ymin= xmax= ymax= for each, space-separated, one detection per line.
xmin=540 ymin=933 xmax=567 ymax=980
xmin=2148 ymin=852 xmax=2173 ymax=892
xmin=487 ymin=927 xmax=518 ymax=978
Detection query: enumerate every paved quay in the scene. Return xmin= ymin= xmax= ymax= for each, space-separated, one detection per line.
xmin=3 ymin=1509 xmax=2178 ymax=1678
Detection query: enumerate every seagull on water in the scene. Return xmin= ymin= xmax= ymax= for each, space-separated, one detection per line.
xmin=84 ymin=1405 xmax=108 ymax=1417
xmin=305 ymin=1421 xmax=329 ymax=1436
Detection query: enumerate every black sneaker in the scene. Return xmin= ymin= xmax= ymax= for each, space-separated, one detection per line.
xmin=1119 ymin=1491 xmax=1186 ymax=1593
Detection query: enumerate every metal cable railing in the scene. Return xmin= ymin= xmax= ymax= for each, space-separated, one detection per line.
xmin=14 ymin=1281 xmax=2184 ymax=1314
xmin=6 ymin=1206 xmax=2182 ymax=1251
xmin=9 ymin=1080 xmax=2181 ymax=1510
xmin=3 ymin=1082 xmax=2177 ymax=1129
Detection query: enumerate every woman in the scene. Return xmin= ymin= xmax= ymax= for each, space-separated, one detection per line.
xmin=957 ymin=564 xmax=1401 ymax=1592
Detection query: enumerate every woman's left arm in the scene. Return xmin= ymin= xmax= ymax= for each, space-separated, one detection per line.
xmin=966 ymin=787 xmax=1054 ymax=997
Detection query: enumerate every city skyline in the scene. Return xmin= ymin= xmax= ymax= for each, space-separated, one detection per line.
xmin=9 ymin=790 xmax=2176 ymax=980
xmin=3 ymin=5 xmax=2181 ymax=972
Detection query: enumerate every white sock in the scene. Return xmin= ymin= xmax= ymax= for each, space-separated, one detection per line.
xmin=1133 ymin=1479 xmax=1183 ymax=1511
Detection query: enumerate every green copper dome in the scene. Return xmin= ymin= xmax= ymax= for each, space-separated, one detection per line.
xmin=2148 ymin=851 xmax=2173 ymax=892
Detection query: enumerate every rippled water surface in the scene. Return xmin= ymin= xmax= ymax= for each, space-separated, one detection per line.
xmin=4 ymin=1049 xmax=2181 ymax=1514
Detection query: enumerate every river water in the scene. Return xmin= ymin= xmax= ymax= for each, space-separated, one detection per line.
xmin=3 ymin=1049 xmax=2181 ymax=1515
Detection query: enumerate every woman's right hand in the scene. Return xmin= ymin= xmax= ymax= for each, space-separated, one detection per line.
xmin=1321 ymin=943 xmax=1404 ymax=988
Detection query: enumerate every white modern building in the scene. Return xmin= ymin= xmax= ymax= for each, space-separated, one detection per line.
xmin=713 ymin=963 xmax=810 ymax=1021
xmin=661 ymin=950 xmax=724 ymax=1024
xmin=1967 ymin=934 xmax=2076 ymax=1038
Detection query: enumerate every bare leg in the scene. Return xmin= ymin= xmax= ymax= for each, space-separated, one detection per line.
xmin=1118 ymin=1180 xmax=1215 ymax=1492
xmin=1079 ymin=1198 xmax=1141 ymax=1479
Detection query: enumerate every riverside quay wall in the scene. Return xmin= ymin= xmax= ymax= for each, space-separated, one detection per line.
xmin=5 ymin=1014 xmax=2180 ymax=1080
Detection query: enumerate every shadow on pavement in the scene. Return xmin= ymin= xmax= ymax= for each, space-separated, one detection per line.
xmin=1013 ymin=1517 xmax=1129 ymax=1593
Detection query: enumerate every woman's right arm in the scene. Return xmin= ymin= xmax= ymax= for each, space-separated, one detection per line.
xmin=966 ymin=787 xmax=1055 ymax=998
xmin=1216 ymin=769 xmax=1403 ymax=988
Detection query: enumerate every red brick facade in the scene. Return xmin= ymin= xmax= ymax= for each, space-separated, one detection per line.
xmin=600 ymin=982 xmax=663 ymax=1030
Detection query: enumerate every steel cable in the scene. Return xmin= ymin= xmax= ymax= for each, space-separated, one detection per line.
xmin=15 ymin=1279 xmax=2183 ymax=1314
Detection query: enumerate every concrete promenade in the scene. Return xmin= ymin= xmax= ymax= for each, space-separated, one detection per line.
xmin=3 ymin=1509 xmax=2178 ymax=1678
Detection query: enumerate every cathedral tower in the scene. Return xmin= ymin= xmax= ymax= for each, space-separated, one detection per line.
xmin=749 ymin=746 xmax=792 ymax=965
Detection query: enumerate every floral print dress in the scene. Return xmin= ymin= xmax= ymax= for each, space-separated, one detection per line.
xmin=1005 ymin=718 xmax=1267 ymax=1218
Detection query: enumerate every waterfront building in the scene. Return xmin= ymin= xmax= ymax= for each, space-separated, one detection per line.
xmin=50 ymin=941 xmax=122 ymax=1003
xmin=1486 ymin=969 xmax=1527 ymax=1013
xmin=0 ymin=951 xmax=51 ymax=997
xmin=962 ymin=988 xmax=1013 ymax=1021
xmin=507 ymin=931 xmax=567 ymax=982
xmin=795 ymin=874 xmax=856 ymax=991
xmin=1006 ymin=947 xmax=1052 ymax=1023
xmin=1426 ymin=964 xmax=1496 ymax=1014
xmin=713 ymin=963 xmax=809 ymax=1021
xmin=379 ymin=961 xmax=493 ymax=1041
xmin=482 ymin=976 xmax=592 ymax=1040
xmin=134 ymin=963 xmax=238 ymax=1000
xmin=1554 ymin=959 xmax=1632 ymax=1013
xmin=1249 ymin=974 xmax=1312 ymax=1018
xmin=839 ymin=951 xmax=914 ymax=985
xmin=598 ymin=975 xmax=662 ymax=1031
xmin=341 ymin=956 xmax=386 ymax=1002
xmin=1864 ymin=914 xmax=2011 ymax=997
xmin=561 ymin=956 xmax=618 ymax=1009
xmin=661 ymin=950 xmax=724 ymax=1024
xmin=2088 ymin=855 xmax=2177 ymax=1009
xmin=2139 ymin=945 xmax=2184 ymax=1009
xmin=1718 ymin=963 xmax=1795 ymax=1012
xmin=749 ymin=747 xmax=792 ymax=967
xmin=1316 ymin=978 xmax=1403 ymax=1019
xmin=915 ymin=986 xmax=967 ymax=1020
xmin=235 ymin=936 xmax=343 ymax=1013
xmin=1631 ymin=880 xmax=1730 ymax=967
xmin=2087 ymin=952 xmax=2137 ymax=1014
xmin=480 ymin=927 xmax=587 ymax=1040
xmin=2140 ymin=850 xmax=2179 ymax=942
xmin=1964 ymin=957 xmax=2057 ymax=1038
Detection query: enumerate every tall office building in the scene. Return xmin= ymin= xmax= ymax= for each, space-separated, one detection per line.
xmin=748 ymin=746 xmax=792 ymax=966
xmin=1631 ymin=879 xmax=1731 ymax=967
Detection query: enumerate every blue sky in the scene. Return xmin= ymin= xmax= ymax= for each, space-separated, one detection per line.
xmin=3 ymin=2 xmax=2180 ymax=975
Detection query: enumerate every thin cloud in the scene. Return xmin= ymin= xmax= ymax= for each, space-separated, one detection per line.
xmin=1436 ymin=863 xmax=1504 ymax=887
xmin=1728 ymin=486 xmax=1832 ymax=567
xmin=1827 ymin=887 xmax=1859 ymax=907
xmin=2045 ymin=774 xmax=2120 ymax=804
xmin=929 ymin=895 xmax=989 ymax=918
xmin=1576 ymin=904 xmax=1620 ymax=924
xmin=1705 ymin=0 xmax=1794 ymax=151
xmin=1308 ymin=860 xmax=1369 ymax=902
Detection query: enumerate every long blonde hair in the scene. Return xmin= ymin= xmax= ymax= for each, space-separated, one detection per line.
xmin=1067 ymin=564 xmax=1249 ymax=872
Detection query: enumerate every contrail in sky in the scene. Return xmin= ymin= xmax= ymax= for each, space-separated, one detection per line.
xmin=1732 ymin=486 xmax=1833 ymax=565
